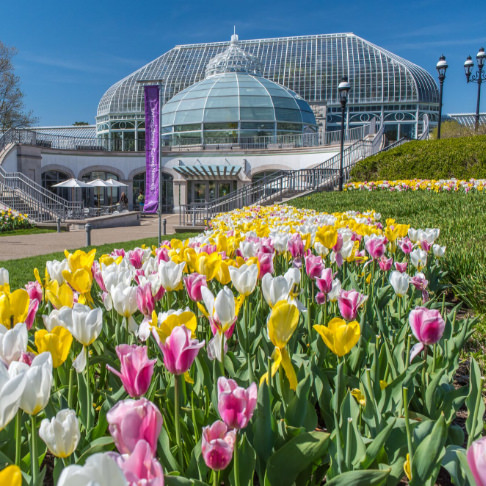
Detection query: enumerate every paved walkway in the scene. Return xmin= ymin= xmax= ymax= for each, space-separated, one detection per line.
xmin=0 ymin=214 xmax=186 ymax=261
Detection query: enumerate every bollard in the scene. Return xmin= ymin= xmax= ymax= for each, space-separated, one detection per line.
xmin=85 ymin=223 xmax=92 ymax=246
xmin=56 ymin=217 xmax=61 ymax=233
xmin=163 ymin=218 xmax=167 ymax=236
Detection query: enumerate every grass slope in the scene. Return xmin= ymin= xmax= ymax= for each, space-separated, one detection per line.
xmin=350 ymin=135 xmax=486 ymax=181
xmin=2 ymin=232 xmax=198 ymax=290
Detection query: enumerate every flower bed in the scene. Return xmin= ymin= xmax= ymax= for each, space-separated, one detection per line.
xmin=0 ymin=204 xmax=483 ymax=486
xmin=0 ymin=209 xmax=33 ymax=233
xmin=345 ymin=178 xmax=486 ymax=192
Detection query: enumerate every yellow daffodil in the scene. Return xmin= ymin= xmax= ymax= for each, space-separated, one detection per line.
xmin=0 ymin=465 xmax=22 ymax=486
xmin=35 ymin=326 xmax=73 ymax=368
xmin=314 ymin=317 xmax=360 ymax=357
xmin=0 ymin=289 xmax=30 ymax=329
xmin=261 ymin=300 xmax=300 ymax=390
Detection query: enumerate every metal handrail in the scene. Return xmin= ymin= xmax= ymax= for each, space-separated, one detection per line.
xmin=418 ymin=114 xmax=430 ymax=141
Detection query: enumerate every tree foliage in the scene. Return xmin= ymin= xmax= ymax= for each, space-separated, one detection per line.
xmin=430 ymin=120 xmax=486 ymax=139
xmin=0 ymin=40 xmax=37 ymax=131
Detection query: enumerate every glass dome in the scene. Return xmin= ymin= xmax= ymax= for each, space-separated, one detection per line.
xmin=162 ymin=72 xmax=317 ymax=144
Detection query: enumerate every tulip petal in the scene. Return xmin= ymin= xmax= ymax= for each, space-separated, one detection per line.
xmin=73 ymin=346 xmax=87 ymax=373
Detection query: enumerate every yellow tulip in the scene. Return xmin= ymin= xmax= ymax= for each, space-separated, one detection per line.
xmin=316 ymin=226 xmax=338 ymax=249
xmin=151 ymin=309 xmax=197 ymax=343
xmin=183 ymin=247 xmax=197 ymax=273
xmin=196 ymin=252 xmax=221 ymax=281
xmin=262 ymin=301 xmax=300 ymax=390
xmin=64 ymin=248 xmax=96 ymax=273
xmin=0 ymin=289 xmax=30 ymax=329
xmin=62 ymin=268 xmax=93 ymax=295
xmin=403 ymin=453 xmax=412 ymax=480
xmin=214 ymin=259 xmax=232 ymax=285
xmin=314 ymin=317 xmax=360 ymax=357
xmin=46 ymin=281 xmax=74 ymax=309
xmin=351 ymin=388 xmax=366 ymax=406
xmin=0 ymin=465 xmax=22 ymax=486
xmin=35 ymin=326 xmax=73 ymax=368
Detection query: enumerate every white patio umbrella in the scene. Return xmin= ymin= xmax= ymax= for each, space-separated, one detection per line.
xmin=52 ymin=178 xmax=91 ymax=202
xmin=104 ymin=179 xmax=128 ymax=207
xmin=86 ymin=179 xmax=109 ymax=208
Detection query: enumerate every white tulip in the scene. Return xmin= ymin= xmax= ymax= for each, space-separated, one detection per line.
xmin=9 ymin=352 xmax=52 ymax=415
xmin=410 ymin=249 xmax=428 ymax=271
xmin=284 ymin=267 xmax=301 ymax=290
xmin=0 ymin=361 xmax=26 ymax=430
xmin=327 ymin=279 xmax=342 ymax=302
xmin=57 ymin=452 xmax=128 ymax=486
xmin=0 ymin=268 xmax=9 ymax=286
xmin=239 ymin=240 xmax=258 ymax=258
xmin=46 ymin=259 xmax=69 ymax=284
xmin=229 ymin=264 xmax=259 ymax=296
xmin=201 ymin=286 xmax=235 ymax=329
xmin=59 ymin=304 xmax=103 ymax=372
xmin=42 ymin=308 xmax=69 ymax=332
xmin=389 ymin=271 xmax=409 ymax=297
xmin=261 ymin=274 xmax=290 ymax=307
xmin=432 ymin=244 xmax=446 ymax=258
xmin=0 ymin=322 xmax=27 ymax=365
xmin=39 ymin=409 xmax=80 ymax=458
xmin=111 ymin=283 xmax=138 ymax=332
xmin=271 ymin=233 xmax=290 ymax=253
xmin=313 ymin=242 xmax=329 ymax=257
xmin=341 ymin=240 xmax=355 ymax=260
xmin=408 ymin=228 xmax=419 ymax=242
xmin=102 ymin=261 xmax=133 ymax=293
xmin=158 ymin=260 xmax=185 ymax=291
xmin=418 ymin=228 xmax=440 ymax=244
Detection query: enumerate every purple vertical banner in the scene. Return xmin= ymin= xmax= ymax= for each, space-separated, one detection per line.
xmin=144 ymin=85 xmax=160 ymax=213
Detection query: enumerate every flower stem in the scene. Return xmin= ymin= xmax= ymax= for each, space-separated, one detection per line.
xmin=68 ymin=367 xmax=74 ymax=410
xmin=219 ymin=333 xmax=225 ymax=376
xmin=174 ymin=374 xmax=183 ymax=468
xmin=234 ymin=433 xmax=240 ymax=486
xmin=15 ymin=410 xmax=21 ymax=466
xmin=85 ymin=346 xmax=92 ymax=432
xmin=403 ymin=387 xmax=413 ymax=470
xmin=213 ymin=469 xmax=219 ymax=486
xmin=31 ymin=414 xmax=38 ymax=486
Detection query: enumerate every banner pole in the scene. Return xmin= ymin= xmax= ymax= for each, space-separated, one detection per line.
xmin=158 ymin=85 xmax=162 ymax=246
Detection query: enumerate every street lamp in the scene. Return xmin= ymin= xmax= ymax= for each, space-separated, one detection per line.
xmin=338 ymin=75 xmax=351 ymax=191
xmin=464 ymin=47 xmax=486 ymax=132
xmin=435 ymin=55 xmax=448 ymax=140
xmin=137 ymin=78 xmax=164 ymax=245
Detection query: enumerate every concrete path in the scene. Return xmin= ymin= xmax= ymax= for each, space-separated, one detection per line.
xmin=0 ymin=214 xmax=185 ymax=261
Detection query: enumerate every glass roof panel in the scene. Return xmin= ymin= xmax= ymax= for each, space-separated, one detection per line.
xmin=203 ymin=107 xmax=239 ymax=122
xmin=274 ymin=108 xmax=302 ymax=122
xmin=174 ymin=109 xmax=204 ymax=124
xmin=240 ymin=107 xmax=275 ymax=121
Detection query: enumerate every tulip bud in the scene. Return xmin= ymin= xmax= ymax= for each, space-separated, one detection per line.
xmin=39 ymin=409 xmax=80 ymax=458
xmin=389 ymin=271 xmax=410 ymax=297
xmin=201 ymin=420 xmax=236 ymax=471
xmin=467 ymin=436 xmax=486 ymax=486
xmin=229 ymin=264 xmax=259 ymax=296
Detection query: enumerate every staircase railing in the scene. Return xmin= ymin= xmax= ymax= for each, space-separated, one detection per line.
xmin=417 ymin=114 xmax=430 ymax=141
xmin=0 ymin=166 xmax=84 ymax=221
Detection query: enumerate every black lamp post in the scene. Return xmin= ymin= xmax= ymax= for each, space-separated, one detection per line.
xmin=464 ymin=47 xmax=486 ymax=132
xmin=338 ymin=75 xmax=351 ymax=191
xmin=436 ymin=55 xmax=448 ymax=139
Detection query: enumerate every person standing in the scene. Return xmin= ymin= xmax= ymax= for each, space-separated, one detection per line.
xmin=137 ymin=190 xmax=145 ymax=212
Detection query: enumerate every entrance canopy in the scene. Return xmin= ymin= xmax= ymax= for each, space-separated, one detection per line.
xmin=174 ymin=164 xmax=241 ymax=179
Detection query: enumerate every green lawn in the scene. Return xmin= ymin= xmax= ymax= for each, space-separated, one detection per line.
xmin=1 ymin=232 xmax=198 ymax=290
xmin=0 ymin=227 xmax=56 ymax=237
xmin=291 ymin=190 xmax=486 ymax=364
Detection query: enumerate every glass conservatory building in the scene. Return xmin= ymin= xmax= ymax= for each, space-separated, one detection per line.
xmin=96 ymin=32 xmax=439 ymax=148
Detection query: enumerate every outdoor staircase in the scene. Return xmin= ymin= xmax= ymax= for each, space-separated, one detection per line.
xmin=0 ymin=166 xmax=84 ymax=223
xmin=178 ymin=125 xmax=387 ymax=227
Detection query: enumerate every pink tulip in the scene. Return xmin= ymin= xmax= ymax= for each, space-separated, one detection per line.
xmin=338 ymin=289 xmax=368 ymax=321
xmin=25 ymin=299 xmax=39 ymax=330
xmin=305 ymin=253 xmax=324 ymax=279
xmin=183 ymin=273 xmax=207 ymax=302
xmin=128 ymin=248 xmax=144 ymax=269
xmin=365 ymin=237 xmax=386 ymax=260
xmin=136 ymin=283 xmax=155 ymax=316
xmin=288 ymin=233 xmax=304 ymax=260
xmin=395 ymin=262 xmax=408 ymax=273
xmin=112 ymin=248 xmax=126 ymax=258
xmin=420 ymin=240 xmax=431 ymax=252
xmin=315 ymin=292 xmax=326 ymax=305
xmin=409 ymin=307 xmax=445 ymax=363
xmin=378 ymin=256 xmax=393 ymax=271
xmin=25 ymin=281 xmax=42 ymax=303
xmin=467 ymin=436 xmax=486 ymax=486
xmin=110 ymin=440 xmax=164 ymax=486
xmin=92 ymin=262 xmax=107 ymax=292
xmin=156 ymin=247 xmax=170 ymax=263
xmin=316 ymin=268 xmax=334 ymax=294
xmin=107 ymin=398 xmax=162 ymax=455
xmin=107 ymin=345 xmax=156 ymax=398
xmin=399 ymin=238 xmax=413 ymax=254
xmin=333 ymin=234 xmax=343 ymax=253
xmin=217 ymin=377 xmax=257 ymax=430
xmin=201 ymin=420 xmax=236 ymax=471
xmin=201 ymin=244 xmax=217 ymax=255
xmin=155 ymin=325 xmax=204 ymax=375
xmin=257 ymin=252 xmax=274 ymax=279
xmin=19 ymin=351 xmax=35 ymax=366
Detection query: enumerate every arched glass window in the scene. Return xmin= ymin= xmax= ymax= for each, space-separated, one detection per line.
xmin=133 ymin=172 xmax=174 ymax=212
xmin=42 ymin=170 xmax=70 ymax=200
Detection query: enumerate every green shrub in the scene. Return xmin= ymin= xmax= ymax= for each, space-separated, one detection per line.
xmin=350 ymin=135 xmax=486 ymax=181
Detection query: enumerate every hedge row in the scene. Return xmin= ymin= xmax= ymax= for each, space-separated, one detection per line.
xmin=350 ymin=134 xmax=486 ymax=181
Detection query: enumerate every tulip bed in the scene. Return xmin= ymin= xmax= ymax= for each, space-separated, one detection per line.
xmin=0 ymin=210 xmax=33 ymax=233
xmin=0 ymin=204 xmax=484 ymax=486
xmin=345 ymin=179 xmax=486 ymax=193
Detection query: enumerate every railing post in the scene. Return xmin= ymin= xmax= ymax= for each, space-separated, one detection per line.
xmin=85 ymin=223 xmax=92 ymax=246
xmin=56 ymin=217 xmax=61 ymax=233
xmin=163 ymin=218 xmax=167 ymax=235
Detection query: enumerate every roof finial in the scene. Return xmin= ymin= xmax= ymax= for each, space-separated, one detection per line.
xmin=231 ymin=26 xmax=238 ymax=44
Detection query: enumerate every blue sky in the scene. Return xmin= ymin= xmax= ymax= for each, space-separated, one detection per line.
xmin=2 ymin=0 xmax=485 ymax=126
